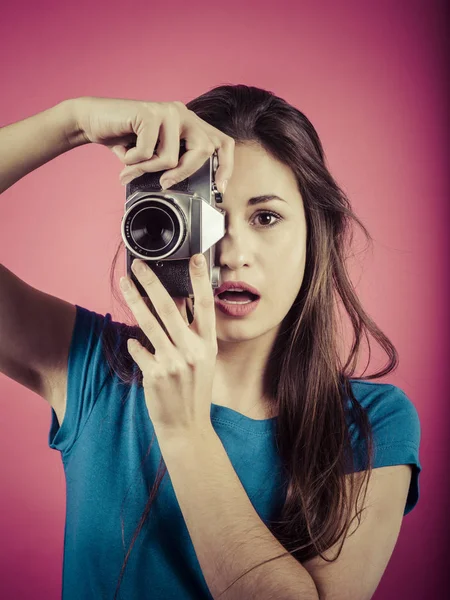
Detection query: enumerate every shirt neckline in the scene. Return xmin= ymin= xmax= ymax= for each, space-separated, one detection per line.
xmin=210 ymin=402 xmax=277 ymax=433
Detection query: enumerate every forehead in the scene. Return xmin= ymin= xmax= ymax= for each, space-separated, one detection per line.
xmin=226 ymin=142 xmax=301 ymax=204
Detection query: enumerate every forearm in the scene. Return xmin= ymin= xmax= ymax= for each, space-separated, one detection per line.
xmin=158 ymin=428 xmax=319 ymax=600
xmin=0 ymin=98 xmax=88 ymax=195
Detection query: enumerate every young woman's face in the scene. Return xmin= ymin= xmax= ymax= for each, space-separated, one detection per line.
xmin=213 ymin=141 xmax=308 ymax=341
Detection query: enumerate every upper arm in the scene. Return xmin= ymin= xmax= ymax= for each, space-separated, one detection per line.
xmin=302 ymin=464 xmax=412 ymax=600
xmin=0 ymin=263 xmax=76 ymax=411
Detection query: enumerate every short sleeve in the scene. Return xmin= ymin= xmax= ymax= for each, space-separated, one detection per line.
xmin=48 ymin=304 xmax=116 ymax=457
xmin=349 ymin=383 xmax=422 ymax=516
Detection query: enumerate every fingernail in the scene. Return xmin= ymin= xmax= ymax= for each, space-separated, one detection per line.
xmin=221 ymin=179 xmax=228 ymax=194
xmin=121 ymin=175 xmax=133 ymax=186
xmin=160 ymin=178 xmax=175 ymax=190
xmin=120 ymin=276 xmax=130 ymax=291
xmin=194 ymin=254 xmax=205 ymax=267
xmin=132 ymin=259 xmax=146 ymax=274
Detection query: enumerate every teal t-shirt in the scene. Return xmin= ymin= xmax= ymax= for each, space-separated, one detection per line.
xmin=48 ymin=305 xmax=422 ymax=600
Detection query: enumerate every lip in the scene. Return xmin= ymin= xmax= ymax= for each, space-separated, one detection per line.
xmin=214 ymin=280 xmax=261 ymax=297
xmin=214 ymin=295 xmax=261 ymax=317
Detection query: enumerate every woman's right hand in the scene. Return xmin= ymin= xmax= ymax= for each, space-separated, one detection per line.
xmin=71 ymin=96 xmax=234 ymax=192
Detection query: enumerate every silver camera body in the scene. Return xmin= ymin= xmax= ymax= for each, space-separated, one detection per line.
xmin=121 ymin=141 xmax=225 ymax=300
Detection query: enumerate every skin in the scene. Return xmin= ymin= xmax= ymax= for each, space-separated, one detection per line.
xmin=209 ymin=141 xmax=308 ymax=419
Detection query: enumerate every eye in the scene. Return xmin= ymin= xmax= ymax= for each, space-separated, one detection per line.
xmin=252 ymin=210 xmax=283 ymax=229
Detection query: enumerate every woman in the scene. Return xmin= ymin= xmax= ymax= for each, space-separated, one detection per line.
xmin=0 ymin=85 xmax=421 ymax=599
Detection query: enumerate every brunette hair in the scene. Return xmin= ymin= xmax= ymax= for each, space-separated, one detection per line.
xmin=101 ymin=84 xmax=398 ymax=599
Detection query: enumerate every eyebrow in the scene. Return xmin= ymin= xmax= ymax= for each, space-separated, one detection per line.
xmin=247 ymin=195 xmax=288 ymax=206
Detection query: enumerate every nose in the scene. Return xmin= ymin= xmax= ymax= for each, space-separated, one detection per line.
xmin=214 ymin=236 xmax=251 ymax=273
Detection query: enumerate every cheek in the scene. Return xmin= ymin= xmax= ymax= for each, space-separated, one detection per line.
xmin=269 ymin=252 xmax=306 ymax=306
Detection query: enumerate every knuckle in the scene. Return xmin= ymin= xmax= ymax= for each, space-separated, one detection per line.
xmin=167 ymin=102 xmax=181 ymax=116
xmin=222 ymin=135 xmax=235 ymax=148
xmin=176 ymin=360 xmax=189 ymax=374
xmin=130 ymin=167 xmax=143 ymax=178
xmin=152 ymin=352 xmax=164 ymax=364
xmin=141 ymin=101 xmax=158 ymax=116
xmin=159 ymin=301 xmax=178 ymax=318
xmin=183 ymin=352 xmax=196 ymax=367
xmin=158 ymin=154 xmax=179 ymax=169
xmin=197 ymin=295 xmax=215 ymax=309
xmin=153 ymin=368 xmax=166 ymax=380
xmin=141 ymin=317 xmax=157 ymax=333
xmin=172 ymin=100 xmax=186 ymax=111
xmin=142 ymin=270 xmax=158 ymax=285
xmin=194 ymin=348 xmax=208 ymax=364
xmin=166 ymin=362 xmax=178 ymax=375
xmin=199 ymin=143 xmax=215 ymax=156
xmin=127 ymin=293 xmax=140 ymax=306
xmin=191 ymin=267 xmax=204 ymax=279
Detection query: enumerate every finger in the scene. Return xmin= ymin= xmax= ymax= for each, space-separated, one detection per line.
xmin=188 ymin=114 xmax=235 ymax=193
xmin=119 ymin=154 xmax=163 ymax=184
xmin=119 ymin=115 xmax=182 ymax=182
xmin=122 ymin=111 xmax=162 ymax=165
xmin=159 ymin=132 xmax=214 ymax=188
xmin=120 ymin=273 xmax=176 ymax=356
xmin=149 ymin=113 xmax=182 ymax=170
xmin=126 ymin=337 xmax=154 ymax=373
xmin=130 ymin=259 xmax=188 ymax=350
xmin=189 ymin=254 xmax=216 ymax=343
xmin=214 ymin=135 xmax=235 ymax=194
xmin=173 ymin=297 xmax=188 ymax=325
xmin=111 ymin=145 xmax=127 ymax=160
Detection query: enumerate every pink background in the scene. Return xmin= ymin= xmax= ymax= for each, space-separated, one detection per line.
xmin=0 ymin=0 xmax=448 ymax=598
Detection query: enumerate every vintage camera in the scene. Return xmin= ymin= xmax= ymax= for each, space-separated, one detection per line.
xmin=121 ymin=140 xmax=225 ymax=311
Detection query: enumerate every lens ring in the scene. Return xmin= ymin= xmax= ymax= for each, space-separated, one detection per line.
xmin=122 ymin=196 xmax=187 ymax=259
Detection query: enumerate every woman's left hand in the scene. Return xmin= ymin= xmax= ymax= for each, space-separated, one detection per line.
xmin=120 ymin=254 xmax=218 ymax=439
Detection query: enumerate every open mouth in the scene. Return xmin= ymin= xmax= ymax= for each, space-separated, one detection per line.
xmin=217 ymin=291 xmax=260 ymax=304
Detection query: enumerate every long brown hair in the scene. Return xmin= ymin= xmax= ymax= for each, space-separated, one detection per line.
xmin=101 ymin=84 xmax=398 ymax=599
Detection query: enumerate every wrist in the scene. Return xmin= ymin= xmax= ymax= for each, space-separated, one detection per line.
xmin=155 ymin=423 xmax=217 ymax=450
xmin=57 ymin=97 xmax=91 ymax=149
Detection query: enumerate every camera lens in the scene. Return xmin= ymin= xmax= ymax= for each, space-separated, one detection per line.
xmin=123 ymin=198 xmax=186 ymax=259
xmin=132 ymin=206 xmax=174 ymax=251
